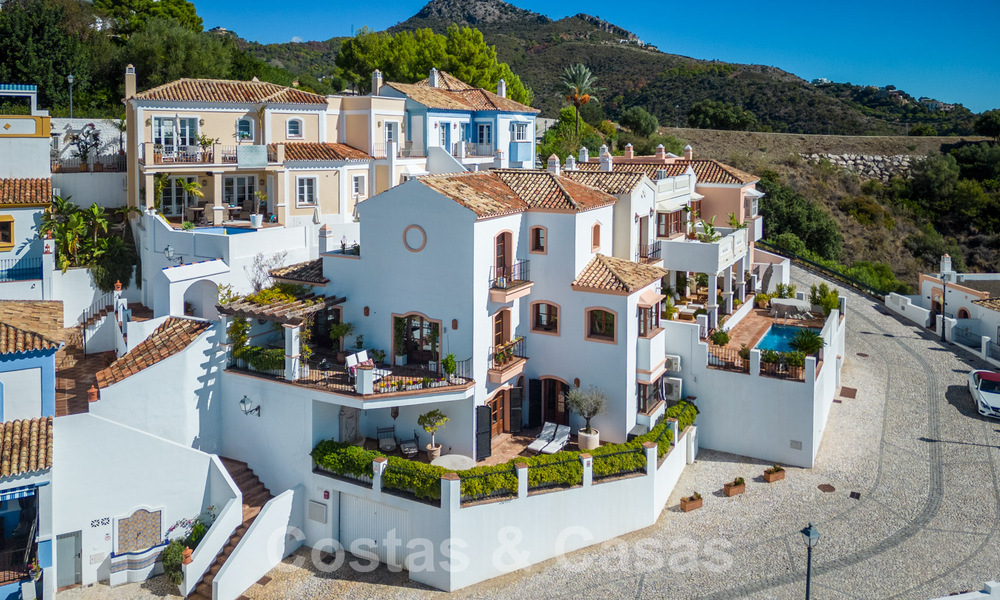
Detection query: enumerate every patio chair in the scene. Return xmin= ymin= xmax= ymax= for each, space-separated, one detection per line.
xmin=355 ymin=350 xmax=390 ymax=380
xmin=541 ymin=425 xmax=571 ymax=454
xmin=377 ymin=426 xmax=397 ymax=453
xmin=526 ymin=422 xmax=557 ymax=453
xmin=399 ymin=431 xmax=419 ymax=459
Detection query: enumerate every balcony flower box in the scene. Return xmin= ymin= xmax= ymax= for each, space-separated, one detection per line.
xmin=763 ymin=465 xmax=785 ymax=483
xmin=723 ymin=477 xmax=745 ymax=497
xmin=680 ymin=493 xmax=702 ymax=512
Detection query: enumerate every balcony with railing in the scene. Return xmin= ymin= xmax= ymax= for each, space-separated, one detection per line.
xmin=636 ymin=242 xmax=661 ymax=264
xmin=451 ymin=141 xmax=494 ymax=160
xmin=139 ymin=143 xmax=249 ymax=166
xmin=0 ymin=257 xmax=42 ymax=283
xmin=51 ymin=153 xmax=127 ymax=173
xmin=659 ymin=226 xmax=748 ymax=274
xmin=487 ymin=336 xmax=527 ymax=384
xmin=489 ymin=259 xmax=532 ymax=303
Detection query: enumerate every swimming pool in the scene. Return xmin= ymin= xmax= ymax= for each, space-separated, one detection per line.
xmin=195 ymin=227 xmax=255 ymax=235
xmin=755 ymin=324 xmax=822 ymax=353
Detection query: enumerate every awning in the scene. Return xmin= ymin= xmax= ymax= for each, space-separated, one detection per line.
xmin=691 ymin=191 xmax=705 ymax=200
xmin=745 ymin=188 xmax=764 ymax=199
xmin=0 ymin=485 xmax=36 ymax=502
xmin=638 ymin=289 xmax=666 ymax=307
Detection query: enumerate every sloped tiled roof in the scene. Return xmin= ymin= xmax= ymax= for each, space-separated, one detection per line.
xmin=562 ymin=170 xmax=647 ymax=195
xmin=572 ymin=254 xmax=667 ymax=294
xmin=0 ymin=417 xmax=52 ymax=478
xmin=0 ymin=178 xmax=52 ymax=206
xmin=961 ymin=279 xmax=1000 ymax=298
xmin=134 ymin=78 xmax=327 ymax=105
xmin=417 ymin=170 xmax=616 ymax=219
xmin=0 ymin=323 xmax=61 ymax=356
xmin=973 ymin=298 xmax=1000 ymax=313
xmin=269 ymin=259 xmax=329 ymax=285
xmin=96 ymin=318 xmax=211 ymax=388
xmin=576 ymin=159 xmax=758 ymax=185
xmin=386 ymin=71 xmax=538 ymax=114
xmin=270 ymin=142 xmax=372 ymax=162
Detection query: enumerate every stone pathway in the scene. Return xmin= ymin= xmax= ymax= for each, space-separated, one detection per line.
xmin=60 ymin=266 xmax=1000 ymax=599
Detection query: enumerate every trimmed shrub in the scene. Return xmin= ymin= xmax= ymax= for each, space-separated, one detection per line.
xmin=383 ymin=457 xmax=447 ymax=500
xmin=160 ymin=539 xmax=185 ymax=585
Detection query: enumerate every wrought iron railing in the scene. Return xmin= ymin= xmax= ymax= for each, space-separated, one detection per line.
xmin=759 ymin=358 xmax=805 ymax=381
xmin=52 ymin=153 xmax=127 ymax=172
xmin=488 ymin=337 xmax=526 ymax=372
xmin=0 ymin=257 xmax=42 ymax=283
xmin=490 ymin=259 xmax=530 ymax=290
xmin=706 ymin=346 xmax=750 ymax=374
xmin=636 ymin=242 xmax=661 ymax=263
xmin=592 ymin=448 xmax=647 ymax=482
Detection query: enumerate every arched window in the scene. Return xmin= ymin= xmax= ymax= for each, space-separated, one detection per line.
xmin=957 ymin=308 xmax=970 ymax=319
xmin=286 ymin=118 xmax=304 ymax=139
xmin=585 ymin=307 xmax=617 ymax=343
xmin=530 ymin=301 xmax=560 ymax=335
xmin=236 ymin=118 xmax=253 ymax=141
xmin=591 ymin=223 xmax=601 ymax=251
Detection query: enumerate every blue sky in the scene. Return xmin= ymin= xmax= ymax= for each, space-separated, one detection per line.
xmin=197 ymin=0 xmax=1000 ymax=112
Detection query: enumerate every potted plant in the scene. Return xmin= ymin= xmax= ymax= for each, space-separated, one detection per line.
xmin=153 ymin=143 xmax=164 ymax=162
xmin=709 ymin=329 xmax=730 ymax=346
xmin=393 ymin=317 xmax=407 ymax=365
xmin=418 ymin=409 xmax=449 ymax=460
xmin=565 ymin=386 xmax=606 ymax=450
xmin=755 ymin=293 xmax=770 ymax=309
xmin=680 ymin=491 xmax=702 ymax=512
xmin=442 ymin=353 xmax=457 ymax=381
xmin=724 ymin=476 xmax=746 ymax=497
xmin=197 ymin=133 xmax=217 ymax=162
xmin=763 ymin=465 xmax=785 ymax=483
xmin=662 ymin=298 xmax=678 ymax=321
xmin=251 ymin=190 xmax=267 ymax=228
xmin=329 ymin=322 xmax=354 ymax=364
xmin=354 ymin=333 xmax=364 ymax=351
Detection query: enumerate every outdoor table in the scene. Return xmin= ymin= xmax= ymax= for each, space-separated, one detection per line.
xmin=431 ymin=454 xmax=476 ymax=470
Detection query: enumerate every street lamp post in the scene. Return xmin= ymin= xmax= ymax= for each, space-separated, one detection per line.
xmin=66 ymin=74 xmax=75 ymax=119
xmin=940 ymin=273 xmax=949 ymax=342
xmin=801 ymin=523 xmax=820 ymax=599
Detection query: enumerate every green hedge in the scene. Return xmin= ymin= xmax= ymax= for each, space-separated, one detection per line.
xmin=310 ymin=400 xmax=699 ymax=501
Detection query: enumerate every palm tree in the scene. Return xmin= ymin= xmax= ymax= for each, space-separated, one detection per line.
xmin=789 ymin=329 xmax=825 ymax=356
xmin=560 ymin=63 xmax=599 ymax=135
xmin=81 ymin=204 xmax=109 ymax=246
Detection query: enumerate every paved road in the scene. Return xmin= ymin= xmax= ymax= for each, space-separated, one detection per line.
xmin=65 ymin=266 xmax=1000 ymax=600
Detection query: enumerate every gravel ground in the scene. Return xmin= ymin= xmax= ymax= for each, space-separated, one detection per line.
xmin=60 ymin=266 xmax=1000 ymax=599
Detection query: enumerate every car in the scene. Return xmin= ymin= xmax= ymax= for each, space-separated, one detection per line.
xmin=968 ymin=370 xmax=1000 ymax=418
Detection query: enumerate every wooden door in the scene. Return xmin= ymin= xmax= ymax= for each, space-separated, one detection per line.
xmin=488 ymin=391 xmax=506 ymax=437
xmin=543 ymin=379 xmax=569 ymax=425
xmin=493 ymin=310 xmax=508 ymax=349
xmin=475 ymin=405 xmax=492 ymax=461
xmin=495 ymin=232 xmax=511 ymax=280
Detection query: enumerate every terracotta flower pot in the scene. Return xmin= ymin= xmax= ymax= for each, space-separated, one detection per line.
xmin=763 ymin=470 xmax=785 ymax=483
xmin=182 ymin=547 xmax=193 ymax=565
xmin=680 ymin=496 xmax=702 ymax=512
xmin=723 ymin=482 xmax=745 ymax=497
xmin=426 ymin=443 xmax=441 ymax=461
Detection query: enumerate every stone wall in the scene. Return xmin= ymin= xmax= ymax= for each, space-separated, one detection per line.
xmin=799 ymin=152 xmax=919 ymax=182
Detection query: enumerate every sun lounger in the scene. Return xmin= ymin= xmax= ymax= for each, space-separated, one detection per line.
xmin=541 ymin=425 xmax=571 ymax=454
xmin=526 ymin=422 xmax=557 ymax=453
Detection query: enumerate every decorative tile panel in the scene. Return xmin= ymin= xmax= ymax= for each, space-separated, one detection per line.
xmin=117 ymin=509 xmax=161 ymax=554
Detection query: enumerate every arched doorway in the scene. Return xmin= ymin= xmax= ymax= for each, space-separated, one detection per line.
xmin=183 ymin=280 xmax=219 ymax=320
xmin=540 ymin=376 xmax=569 ymax=425
xmin=957 ymin=308 xmax=970 ymax=319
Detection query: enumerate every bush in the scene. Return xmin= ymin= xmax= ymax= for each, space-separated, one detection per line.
xmin=784 ymin=351 xmax=806 ymax=368
xmin=789 ymin=329 xmax=824 ymax=355
xmin=619 ymin=106 xmax=659 ymax=137
xmin=809 ymin=283 xmax=840 ymax=316
xmin=709 ymin=330 xmax=730 ymax=346
xmin=383 ymin=457 xmax=447 ymax=500
xmin=311 ymin=440 xmax=379 ymax=478
xmin=161 ymin=539 xmax=185 ymax=585
xmin=754 ymin=293 xmax=770 ymax=307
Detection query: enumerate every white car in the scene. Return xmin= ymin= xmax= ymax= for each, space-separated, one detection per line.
xmin=969 ymin=370 xmax=1000 ymax=418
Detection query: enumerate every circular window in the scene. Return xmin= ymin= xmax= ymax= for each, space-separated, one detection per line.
xmin=403 ymin=225 xmax=427 ymax=252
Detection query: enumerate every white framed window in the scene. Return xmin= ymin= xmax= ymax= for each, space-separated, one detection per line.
xmin=439 ymin=124 xmax=447 ymax=147
xmin=513 ymin=122 xmax=529 ymax=142
xmin=353 ymin=174 xmax=366 ymax=198
xmin=237 ymin=118 xmax=253 ymax=141
xmin=296 ymin=177 xmax=316 ymax=206
xmin=152 ymin=117 xmax=197 ymax=149
xmin=286 ymin=118 xmax=303 ymax=139
xmin=385 ymin=122 xmax=397 ymax=144
xmin=477 ymin=123 xmax=492 ymax=145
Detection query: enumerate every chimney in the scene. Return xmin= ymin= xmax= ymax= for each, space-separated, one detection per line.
xmin=683 ymin=144 xmax=693 ymax=160
xmin=493 ymin=149 xmax=506 ymax=169
xmin=599 ymin=145 xmax=613 ymax=172
xmin=429 ymin=68 xmax=439 ymax=88
xmin=371 ymin=70 xmax=383 ymax=95
xmin=565 ymin=155 xmax=576 ymax=170
xmin=940 ymin=254 xmax=953 ymax=275
xmin=125 ymin=64 xmax=136 ymax=99
xmin=88 ymin=385 xmax=99 ymax=403
xmin=547 ymin=154 xmax=560 ymax=176
xmin=655 ymin=144 xmax=666 ymax=160
xmin=579 ymin=146 xmax=590 ymax=163
xmin=497 ymin=79 xmax=506 ymax=98
xmin=624 ymin=143 xmax=634 ymax=159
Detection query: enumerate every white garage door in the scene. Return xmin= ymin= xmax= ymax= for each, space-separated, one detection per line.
xmin=339 ymin=494 xmax=410 ymax=568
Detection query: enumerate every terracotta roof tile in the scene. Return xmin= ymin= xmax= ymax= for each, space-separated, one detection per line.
xmin=387 ymin=71 xmax=538 ymax=114
xmin=572 ymin=254 xmax=667 ymax=294
xmin=562 ymin=170 xmax=646 ymax=195
xmin=0 ymin=417 xmax=52 ymax=478
xmin=0 ymin=178 xmax=52 ymax=206
xmin=269 ymin=259 xmax=328 ymax=285
xmin=576 ymin=158 xmax=758 ymax=185
xmin=134 ymin=78 xmax=327 ymax=105
xmin=0 ymin=323 xmax=61 ymax=355
xmin=271 ymin=142 xmax=372 ymax=162
xmin=417 ymin=170 xmax=616 ymax=219
xmin=96 ymin=318 xmax=210 ymax=388
xmin=973 ymin=298 xmax=1000 ymax=313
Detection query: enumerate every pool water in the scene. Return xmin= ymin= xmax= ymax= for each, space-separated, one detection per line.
xmin=195 ymin=227 xmax=255 ymax=235
xmin=756 ymin=325 xmax=822 ymax=353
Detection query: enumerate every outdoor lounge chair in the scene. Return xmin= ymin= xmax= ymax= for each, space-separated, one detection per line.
xmin=377 ymin=426 xmax=397 ymax=453
xmin=400 ymin=430 xmax=419 ymax=459
xmin=541 ymin=425 xmax=571 ymax=454
xmin=347 ymin=351 xmax=389 ymax=381
xmin=526 ymin=422 xmax=557 ymax=453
